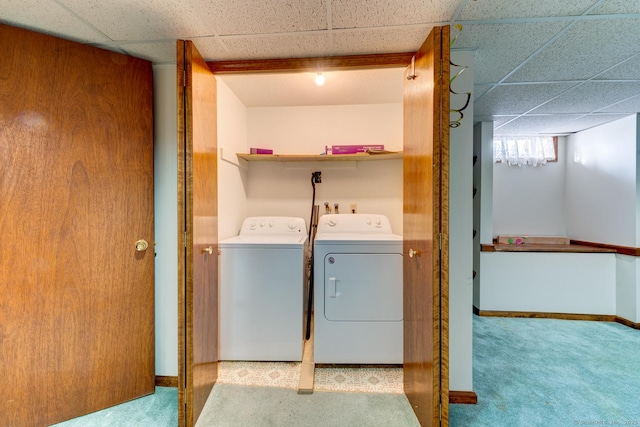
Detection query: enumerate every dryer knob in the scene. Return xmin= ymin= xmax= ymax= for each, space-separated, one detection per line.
xmin=260 ymin=221 xmax=265 ymax=227
xmin=269 ymin=220 xmax=275 ymax=227
xmin=288 ymin=221 xmax=297 ymax=229
xmin=375 ymin=218 xmax=382 ymax=227
xmin=328 ymin=219 xmax=337 ymax=227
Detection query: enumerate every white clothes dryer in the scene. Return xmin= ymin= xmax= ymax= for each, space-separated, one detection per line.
xmin=313 ymin=214 xmax=402 ymax=364
xmin=219 ymin=216 xmax=308 ymax=361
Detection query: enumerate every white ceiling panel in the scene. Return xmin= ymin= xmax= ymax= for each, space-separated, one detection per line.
xmin=331 ymin=0 xmax=459 ymax=28
xmin=332 ymin=27 xmax=432 ymax=56
xmin=494 ymin=114 xmax=587 ymax=135
xmin=474 ymin=83 xmax=576 ymax=116
xmin=589 ymin=0 xmax=640 ymax=14
xmin=113 ymin=40 xmax=178 ymax=64
xmin=457 ymin=0 xmax=598 ymax=20
xmin=506 ymin=18 xmax=640 ymax=82
xmin=597 ymin=54 xmax=640 ymax=80
xmin=0 ymin=0 xmax=111 ymax=44
xmin=56 ymin=0 xmax=217 ymax=41
xmin=542 ymin=113 xmax=633 ymax=134
xmin=534 ymin=81 xmax=640 ymax=114
xmin=217 ymin=33 xmax=331 ymax=60
xmin=189 ymin=0 xmax=327 ymax=35
xmin=452 ymin=22 xmax=567 ymax=84
xmin=599 ymin=96 xmax=640 ymax=114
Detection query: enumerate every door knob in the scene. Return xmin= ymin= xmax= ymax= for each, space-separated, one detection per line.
xmin=202 ymin=246 xmax=213 ymax=254
xmin=409 ymin=248 xmax=421 ymax=258
xmin=135 ymin=239 xmax=149 ymax=252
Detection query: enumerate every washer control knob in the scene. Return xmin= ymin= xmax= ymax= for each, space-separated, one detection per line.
xmin=269 ymin=220 xmax=274 ymax=227
xmin=288 ymin=221 xmax=297 ymax=229
xmin=327 ymin=219 xmax=337 ymax=227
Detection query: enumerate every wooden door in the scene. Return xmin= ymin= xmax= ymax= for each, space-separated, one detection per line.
xmin=177 ymin=40 xmax=219 ymax=427
xmin=0 ymin=24 xmax=155 ymax=426
xmin=403 ymin=25 xmax=450 ymax=426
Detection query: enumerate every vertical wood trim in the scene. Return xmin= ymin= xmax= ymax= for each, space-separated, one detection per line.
xmin=439 ymin=24 xmax=451 ymax=427
xmin=176 ymin=39 xmax=188 ymax=427
xmin=403 ymin=25 xmax=450 ymax=427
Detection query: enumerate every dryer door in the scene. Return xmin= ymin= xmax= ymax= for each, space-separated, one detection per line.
xmin=324 ymin=253 xmax=403 ymax=321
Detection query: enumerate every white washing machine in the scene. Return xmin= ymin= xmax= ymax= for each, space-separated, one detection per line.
xmin=219 ymin=216 xmax=308 ymax=361
xmin=313 ymin=214 xmax=403 ymax=364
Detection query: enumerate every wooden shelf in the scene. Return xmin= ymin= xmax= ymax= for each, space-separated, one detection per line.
xmin=236 ymin=152 xmax=403 ymax=162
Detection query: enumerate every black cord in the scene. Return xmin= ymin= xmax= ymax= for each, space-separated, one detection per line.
xmin=305 ymin=174 xmax=317 ymax=340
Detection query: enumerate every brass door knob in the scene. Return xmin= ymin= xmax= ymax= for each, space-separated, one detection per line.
xmin=202 ymin=246 xmax=213 ymax=254
xmin=135 ymin=239 xmax=149 ymax=252
xmin=409 ymin=248 xmax=421 ymax=258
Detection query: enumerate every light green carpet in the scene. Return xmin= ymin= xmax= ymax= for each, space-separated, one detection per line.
xmin=51 ymin=386 xmax=177 ymax=427
xmin=450 ymin=315 xmax=640 ymax=426
xmin=195 ymin=383 xmax=420 ymax=427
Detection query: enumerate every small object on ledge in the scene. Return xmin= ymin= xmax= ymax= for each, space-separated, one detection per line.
xmin=250 ymin=147 xmax=273 ymax=155
xmin=331 ymin=144 xmax=384 ymax=154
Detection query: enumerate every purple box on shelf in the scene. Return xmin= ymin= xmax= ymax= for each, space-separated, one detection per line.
xmin=250 ymin=147 xmax=273 ymax=155
xmin=331 ymin=144 xmax=384 ymax=154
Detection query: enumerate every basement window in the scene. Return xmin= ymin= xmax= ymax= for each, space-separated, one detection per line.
xmin=493 ymin=136 xmax=557 ymax=166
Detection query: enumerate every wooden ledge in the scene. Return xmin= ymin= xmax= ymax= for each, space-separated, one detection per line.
xmin=482 ymin=238 xmax=638 ymax=255
xmin=490 ymin=243 xmax=615 ymax=253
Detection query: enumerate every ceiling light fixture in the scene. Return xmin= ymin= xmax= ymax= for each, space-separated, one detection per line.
xmin=315 ymin=72 xmax=325 ymax=86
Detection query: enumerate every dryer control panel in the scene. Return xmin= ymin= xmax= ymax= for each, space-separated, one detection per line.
xmin=317 ymin=214 xmax=393 ymax=234
xmin=239 ymin=216 xmax=307 ymax=235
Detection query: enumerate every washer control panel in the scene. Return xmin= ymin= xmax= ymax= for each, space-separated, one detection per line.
xmin=239 ymin=216 xmax=307 ymax=235
xmin=317 ymin=214 xmax=393 ymax=234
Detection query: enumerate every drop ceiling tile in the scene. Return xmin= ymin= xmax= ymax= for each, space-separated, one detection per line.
xmin=331 ymin=0 xmax=459 ymax=29
xmin=534 ymin=81 xmax=640 ymax=114
xmin=191 ymin=0 xmax=327 ymax=35
xmin=457 ymin=0 xmax=597 ymax=20
xmin=599 ymin=95 xmax=640 ymax=114
xmin=216 ymin=33 xmax=331 ymax=61
xmin=493 ymin=114 xmax=586 ymax=135
xmin=506 ymin=18 xmax=640 ymax=82
xmin=473 ymin=85 xmax=493 ymax=100
xmin=543 ymin=114 xmax=633 ymax=133
xmin=56 ymin=0 xmax=201 ymax=41
xmin=452 ymin=22 xmax=567 ymax=84
xmin=588 ymin=0 xmax=640 ymax=14
xmin=597 ymin=54 xmax=640 ymax=80
xmin=113 ymin=40 xmax=177 ymax=64
xmin=474 ymin=83 xmax=576 ymax=116
xmin=331 ymin=26 xmax=433 ymax=56
xmin=0 ymin=0 xmax=110 ymax=44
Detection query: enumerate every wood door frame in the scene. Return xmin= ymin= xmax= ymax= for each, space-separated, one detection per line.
xmin=206 ymin=48 xmax=449 ymax=426
xmin=177 ymin=40 xmax=219 ymax=427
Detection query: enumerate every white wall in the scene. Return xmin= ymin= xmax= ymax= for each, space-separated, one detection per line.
xmin=449 ymin=50 xmax=473 ymax=392
xmin=153 ymin=64 xmax=178 ymax=376
xmin=565 ymin=115 xmax=638 ymax=247
xmin=244 ymin=104 xmax=403 ymax=234
xmin=492 ymin=138 xmax=567 ymax=237
xmin=217 ymin=79 xmax=249 ymax=240
xmin=482 ymin=252 xmax=616 ymax=314
xmin=473 ymin=122 xmax=494 ymax=309
xmin=248 ymin=104 xmax=403 ymax=155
